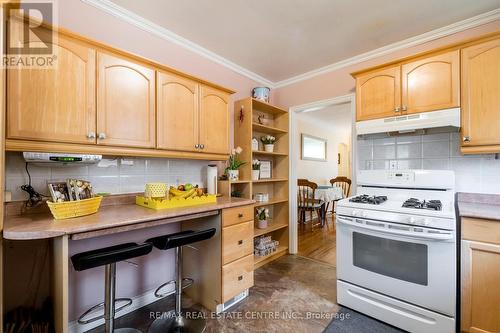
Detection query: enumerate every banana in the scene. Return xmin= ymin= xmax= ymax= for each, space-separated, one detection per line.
xmin=169 ymin=187 xmax=186 ymax=197
xmin=187 ymin=190 xmax=197 ymax=199
xmin=179 ymin=189 xmax=196 ymax=198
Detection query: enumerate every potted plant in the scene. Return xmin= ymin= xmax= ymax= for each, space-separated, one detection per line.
xmin=225 ymin=146 xmax=245 ymax=181
xmin=252 ymin=160 xmax=260 ymax=181
xmin=261 ymin=135 xmax=276 ymax=153
xmin=256 ymin=207 xmax=270 ymax=229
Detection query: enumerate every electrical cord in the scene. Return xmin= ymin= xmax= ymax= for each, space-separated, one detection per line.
xmin=21 ymin=162 xmax=48 ymax=207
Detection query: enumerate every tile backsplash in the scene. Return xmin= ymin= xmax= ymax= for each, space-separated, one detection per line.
xmin=5 ymin=152 xmax=209 ymax=201
xmin=358 ymin=132 xmax=500 ymax=194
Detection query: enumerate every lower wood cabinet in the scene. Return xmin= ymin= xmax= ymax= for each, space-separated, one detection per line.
xmin=222 ymin=254 xmax=254 ymax=302
xmin=461 ymin=218 xmax=500 ymax=333
xmin=222 ymin=221 xmax=253 ymax=265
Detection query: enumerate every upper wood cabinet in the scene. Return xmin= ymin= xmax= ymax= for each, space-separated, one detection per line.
xmin=461 ymin=38 xmax=500 ymax=152
xmin=97 ymin=52 xmax=155 ymax=148
xmin=157 ymin=71 xmax=199 ymax=152
xmin=356 ymin=65 xmax=401 ymax=121
xmin=402 ymin=50 xmax=460 ymax=114
xmin=7 ymin=22 xmax=96 ymax=144
xmin=199 ymin=85 xmax=230 ymax=154
xmin=355 ymin=50 xmax=460 ymax=121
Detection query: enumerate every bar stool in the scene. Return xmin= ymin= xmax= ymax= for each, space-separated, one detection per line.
xmin=147 ymin=228 xmax=216 ymax=333
xmin=71 ymin=242 xmax=153 ymax=333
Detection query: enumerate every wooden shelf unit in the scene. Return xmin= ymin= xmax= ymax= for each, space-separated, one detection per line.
xmin=234 ymin=97 xmax=289 ymax=268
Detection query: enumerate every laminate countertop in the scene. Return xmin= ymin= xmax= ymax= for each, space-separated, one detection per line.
xmin=3 ymin=195 xmax=255 ymax=241
xmin=457 ymin=192 xmax=500 ymax=221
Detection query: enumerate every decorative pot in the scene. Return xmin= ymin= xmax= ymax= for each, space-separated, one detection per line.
xmin=258 ymin=219 xmax=268 ymax=229
xmin=228 ymin=169 xmax=239 ymax=181
xmin=264 ymin=144 xmax=274 ymax=153
xmin=252 ymin=170 xmax=260 ymax=181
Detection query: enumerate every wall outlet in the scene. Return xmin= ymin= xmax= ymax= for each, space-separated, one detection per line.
xmin=389 ymin=160 xmax=397 ymax=170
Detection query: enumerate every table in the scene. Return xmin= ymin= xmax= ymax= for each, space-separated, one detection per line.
xmin=315 ymin=186 xmax=344 ymax=226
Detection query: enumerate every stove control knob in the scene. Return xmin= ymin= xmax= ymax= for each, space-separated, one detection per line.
xmin=409 ymin=217 xmax=416 ymax=224
xmin=423 ymin=219 xmax=430 ymax=226
xmin=352 ymin=210 xmax=359 ymax=217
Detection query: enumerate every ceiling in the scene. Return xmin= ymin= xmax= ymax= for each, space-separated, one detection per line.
xmin=108 ymin=0 xmax=500 ymax=83
xmin=301 ymin=103 xmax=352 ymax=130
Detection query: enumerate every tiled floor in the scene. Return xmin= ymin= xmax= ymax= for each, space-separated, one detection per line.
xmin=298 ymin=213 xmax=336 ymax=266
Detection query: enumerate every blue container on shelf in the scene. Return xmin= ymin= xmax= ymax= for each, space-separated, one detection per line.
xmin=252 ymin=87 xmax=271 ymax=103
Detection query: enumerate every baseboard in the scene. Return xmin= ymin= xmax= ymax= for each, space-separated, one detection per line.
xmin=68 ymin=283 xmax=176 ymax=333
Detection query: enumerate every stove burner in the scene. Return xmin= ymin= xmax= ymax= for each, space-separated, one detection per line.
xmin=349 ymin=195 xmax=388 ymax=205
xmin=402 ymin=198 xmax=442 ymax=211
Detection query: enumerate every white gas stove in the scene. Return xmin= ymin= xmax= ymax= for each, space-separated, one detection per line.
xmin=336 ymin=170 xmax=457 ymax=333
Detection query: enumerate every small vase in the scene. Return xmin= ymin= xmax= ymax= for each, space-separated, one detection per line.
xmin=258 ymin=219 xmax=268 ymax=229
xmin=228 ymin=169 xmax=239 ymax=181
xmin=252 ymin=169 xmax=260 ymax=181
xmin=264 ymin=144 xmax=274 ymax=153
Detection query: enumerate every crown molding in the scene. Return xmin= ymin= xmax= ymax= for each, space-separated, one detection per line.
xmin=273 ymin=8 xmax=500 ymax=88
xmin=81 ymin=1 xmax=500 ymax=90
xmin=81 ymin=0 xmax=275 ymax=87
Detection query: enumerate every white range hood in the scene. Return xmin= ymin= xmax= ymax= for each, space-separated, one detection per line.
xmin=356 ymin=108 xmax=460 ymax=136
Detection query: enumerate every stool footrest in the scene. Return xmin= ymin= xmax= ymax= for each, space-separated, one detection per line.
xmin=77 ymin=298 xmax=132 ymax=325
xmin=154 ymin=277 xmax=194 ymax=298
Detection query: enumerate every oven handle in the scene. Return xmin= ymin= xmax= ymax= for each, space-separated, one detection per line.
xmin=336 ymin=216 xmax=454 ymax=241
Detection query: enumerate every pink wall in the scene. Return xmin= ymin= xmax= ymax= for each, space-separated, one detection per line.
xmin=274 ymin=20 xmax=500 ymax=109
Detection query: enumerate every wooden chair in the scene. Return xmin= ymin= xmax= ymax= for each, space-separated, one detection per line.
xmin=297 ymin=179 xmax=323 ymax=229
xmin=326 ymin=177 xmax=352 ymax=215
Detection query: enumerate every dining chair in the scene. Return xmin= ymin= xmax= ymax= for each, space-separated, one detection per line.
xmin=326 ymin=176 xmax=352 ymax=215
xmin=297 ymin=179 xmax=323 ymax=229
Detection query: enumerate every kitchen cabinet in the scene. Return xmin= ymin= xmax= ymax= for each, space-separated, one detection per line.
xmin=461 ymin=38 xmax=500 ymax=153
xmin=97 ymin=52 xmax=155 ymax=148
xmin=199 ymin=85 xmax=230 ymax=154
xmin=401 ymin=50 xmax=460 ymax=114
xmin=461 ymin=217 xmax=500 ymax=333
xmin=7 ymin=21 xmax=96 ymax=144
xmin=157 ymin=71 xmax=199 ymax=152
xmin=355 ymin=65 xmax=401 ymax=121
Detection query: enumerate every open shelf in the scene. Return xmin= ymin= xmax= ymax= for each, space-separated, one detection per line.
xmin=252 ymin=150 xmax=288 ymax=157
xmin=252 ymin=123 xmax=288 ymax=135
xmin=254 ymin=245 xmax=288 ymax=268
xmin=254 ymin=221 xmax=289 ymax=237
xmin=253 ymin=178 xmax=288 ymax=183
xmin=254 ymin=198 xmax=288 ymax=207
xmin=252 ymin=98 xmax=288 ymax=115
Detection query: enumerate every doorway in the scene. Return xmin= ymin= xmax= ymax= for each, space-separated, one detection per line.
xmin=288 ymin=94 xmax=356 ymax=266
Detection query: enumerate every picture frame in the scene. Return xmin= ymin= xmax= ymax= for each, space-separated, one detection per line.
xmin=301 ymin=133 xmax=327 ymax=161
xmin=259 ymin=160 xmax=272 ymax=179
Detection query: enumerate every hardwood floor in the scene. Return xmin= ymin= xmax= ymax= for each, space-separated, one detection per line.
xmin=298 ymin=213 xmax=336 ymax=266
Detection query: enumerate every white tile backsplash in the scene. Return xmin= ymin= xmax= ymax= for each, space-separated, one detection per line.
xmin=5 ymin=153 xmax=210 ymax=201
xmin=358 ymin=132 xmax=500 ymax=194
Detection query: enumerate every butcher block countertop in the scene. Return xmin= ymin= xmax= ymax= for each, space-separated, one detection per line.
xmin=457 ymin=192 xmax=500 ymax=221
xmin=3 ymin=194 xmax=255 ymax=240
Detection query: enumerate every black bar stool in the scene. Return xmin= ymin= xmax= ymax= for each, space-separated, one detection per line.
xmin=71 ymin=242 xmax=153 ymax=333
xmin=147 ymin=228 xmax=216 ymax=333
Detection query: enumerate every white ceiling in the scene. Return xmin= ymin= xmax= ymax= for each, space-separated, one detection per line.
xmin=108 ymin=0 xmax=500 ymax=83
xmin=300 ymin=103 xmax=352 ymax=130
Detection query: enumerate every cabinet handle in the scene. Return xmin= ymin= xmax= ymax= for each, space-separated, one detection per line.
xmin=463 ymin=136 xmax=471 ymax=143
xmin=394 ymin=107 xmax=401 ymax=113
xmin=200 ymin=144 xmax=205 ymax=149
xmin=402 ymin=105 xmax=407 ymax=112
xmin=98 ymin=132 xmax=106 ymax=140
xmin=238 ymin=275 xmax=243 ymax=281
xmin=238 ymin=213 xmax=244 ymax=218
xmin=87 ymin=132 xmax=96 ymax=139
xmin=195 ymin=144 xmax=200 ymax=149
xmin=238 ymin=240 xmax=243 ymax=245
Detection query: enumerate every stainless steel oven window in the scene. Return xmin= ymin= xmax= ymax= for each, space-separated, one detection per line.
xmin=352 ymin=232 xmax=428 ymax=285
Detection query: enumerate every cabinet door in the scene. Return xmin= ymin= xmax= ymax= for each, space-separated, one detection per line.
xmin=97 ymin=53 xmax=155 ymax=148
xmin=199 ymin=85 xmax=230 ymax=154
xmin=461 ymin=240 xmax=500 ymax=333
xmin=157 ymin=71 xmax=199 ymax=152
xmin=7 ymin=23 xmax=96 ymax=144
xmin=461 ymin=39 xmax=500 ymax=148
xmin=402 ymin=50 xmax=459 ymax=114
xmin=356 ymin=65 xmax=401 ymax=121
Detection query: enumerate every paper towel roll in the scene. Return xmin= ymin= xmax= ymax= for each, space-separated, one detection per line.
xmin=207 ymin=165 xmax=218 ymax=195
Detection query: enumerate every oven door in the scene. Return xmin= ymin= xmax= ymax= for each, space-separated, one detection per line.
xmin=336 ymin=215 xmax=456 ymax=316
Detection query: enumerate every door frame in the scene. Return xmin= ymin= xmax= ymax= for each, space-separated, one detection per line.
xmin=288 ymin=93 xmax=357 ymax=254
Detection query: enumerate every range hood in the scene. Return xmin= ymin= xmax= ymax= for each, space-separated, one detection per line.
xmin=356 ymin=108 xmax=460 ymax=136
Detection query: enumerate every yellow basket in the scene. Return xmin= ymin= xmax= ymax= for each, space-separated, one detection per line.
xmin=47 ymin=196 xmax=103 ymax=220
xmin=145 ymin=183 xmax=167 ymax=198
xmin=136 ymin=194 xmax=217 ymax=210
